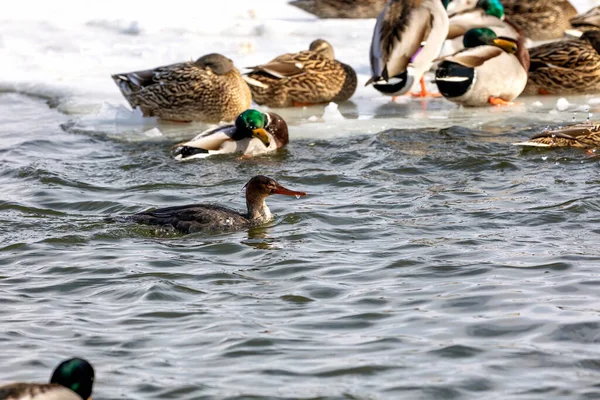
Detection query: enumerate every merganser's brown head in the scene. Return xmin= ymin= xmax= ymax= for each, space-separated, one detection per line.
xmin=245 ymin=175 xmax=306 ymax=199
xmin=244 ymin=175 xmax=306 ymax=221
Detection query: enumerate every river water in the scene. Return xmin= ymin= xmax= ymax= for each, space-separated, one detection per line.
xmin=2 ymin=1 xmax=600 ymax=399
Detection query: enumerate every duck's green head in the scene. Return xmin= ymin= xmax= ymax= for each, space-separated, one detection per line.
xmin=477 ymin=0 xmax=504 ymax=18
xmin=235 ymin=109 xmax=271 ymax=147
xmin=50 ymin=358 xmax=94 ymax=400
xmin=463 ymin=28 xmax=517 ymax=54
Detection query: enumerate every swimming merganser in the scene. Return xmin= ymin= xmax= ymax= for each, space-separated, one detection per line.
xmin=127 ymin=176 xmax=306 ymax=233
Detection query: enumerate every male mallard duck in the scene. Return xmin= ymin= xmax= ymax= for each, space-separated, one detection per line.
xmin=173 ymin=109 xmax=288 ymax=161
xmin=435 ymin=27 xmax=529 ymax=106
xmin=500 ymin=0 xmax=578 ymax=40
xmin=367 ymin=0 xmax=450 ymax=97
xmin=513 ymin=122 xmax=600 ymax=149
xmin=569 ymin=6 xmax=600 ymax=34
xmin=441 ymin=0 xmax=518 ymax=57
xmin=243 ymin=39 xmax=357 ymax=108
xmin=523 ymin=31 xmax=600 ymax=96
xmin=0 ymin=358 xmax=94 ymax=400
xmin=112 ymin=53 xmax=251 ymax=123
xmin=288 ymin=0 xmax=388 ymax=18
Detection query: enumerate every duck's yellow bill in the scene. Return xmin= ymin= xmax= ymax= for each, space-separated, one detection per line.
xmin=252 ymin=128 xmax=271 ymax=147
xmin=492 ymin=38 xmax=517 ymax=54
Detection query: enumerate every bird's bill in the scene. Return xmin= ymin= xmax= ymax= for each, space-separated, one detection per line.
xmin=252 ymin=128 xmax=271 ymax=146
xmin=272 ymin=184 xmax=307 ymax=197
xmin=492 ymin=38 xmax=517 ymax=54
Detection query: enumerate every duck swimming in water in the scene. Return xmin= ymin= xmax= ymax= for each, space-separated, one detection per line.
xmin=126 ymin=176 xmax=306 ymax=234
xmin=0 ymin=358 xmax=94 ymax=400
xmin=173 ymin=109 xmax=288 ymax=161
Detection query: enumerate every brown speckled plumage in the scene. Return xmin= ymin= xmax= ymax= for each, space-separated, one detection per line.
xmin=288 ymin=0 xmax=387 ymax=18
xmin=570 ymin=6 xmax=600 ymax=34
xmin=244 ymin=39 xmax=357 ymax=108
xmin=523 ymin=31 xmax=600 ymax=95
xmin=112 ymin=53 xmax=251 ymax=123
xmin=517 ymin=123 xmax=600 ymax=149
xmin=0 ymin=383 xmax=82 ymax=400
xmin=501 ymin=0 xmax=578 ymax=40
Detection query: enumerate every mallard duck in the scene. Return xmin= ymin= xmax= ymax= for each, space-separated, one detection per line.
xmin=513 ymin=122 xmax=600 ymax=149
xmin=569 ymin=6 xmax=600 ymax=34
xmin=112 ymin=53 xmax=251 ymax=123
xmin=501 ymin=0 xmax=578 ymax=40
xmin=367 ymin=0 xmax=450 ymax=97
xmin=243 ymin=39 xmax=357 ymax=108
xmin=435 ymin=27 xmax=529 ymax=106
xmin=173 ymin=109 xmax=288 ymax=161
xmin=126 ymin=175 xmax=306 ymax=234
xmin=0 ymin=358 xmax=94 ymax=400
xmin=441 ymin=0 xmax=518 ymax=57
xmin=288 ymin=0 xmax=388 ymax=18
xmin=523 ymin=31 xmax=600 ymax=96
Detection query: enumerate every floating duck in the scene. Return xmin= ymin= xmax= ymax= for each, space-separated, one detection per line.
xmin=0 ymin=358 xmax=94 ymax=400
xmin=513 ymin=122 xmax=600 ymax=149
xmin=569 ymin=6 xmax=600 ymax=35
xmin=435 ymin=27 xmax=529 ymax=106
xmin=288 ymin=0 xmax=388 ymax=18
xmin=367 ymin=0 xmax=450 ymax=98
xmin=523 ymin=31 xmax=600 ymax=96
xmin=125 ymin=176 xmax=306 ymax=234
xmin=173 ymin=109 xmax=288 ymax=161
xmin=243 ymin=39 xmax=357 ymax=108
xmin=501 ymin=0 xmax=578 ymax=41
xmin=112 ymin=53 xmax=251 ymax=123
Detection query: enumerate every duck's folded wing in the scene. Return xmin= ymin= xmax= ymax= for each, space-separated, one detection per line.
xmin=531 ymin=123 xmax=600 ymax=140
xmin=0 ymin=383 xmax=81 ymax=400
xmin=439 ymin=46 xmax=503 ymax=68
xmin=180 ymin=125 xmax=237 ymax=149
xmin=247 ymin=53 xmax=306 ymax=78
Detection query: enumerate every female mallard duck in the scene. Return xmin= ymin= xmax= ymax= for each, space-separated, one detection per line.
xmin=513 ymin=122 xmax=600 ymax=149
xmin=173 ymin=109 xmax=288 ymax=161
xmin=288 ymin=0 xmax=388 ymax=18
xmin=523 ymin=31 xmax=600 ymax=96
xmin=500 ymin=0 xmax=578 ymax=40
xmin=112 ymin=53 xmax=251 ymax=123
xmin=435 ymin=27 xmax=529 ymax=106
xmin=441 ymin=0 xmax=518 ymax=57
xmin=0 ymin=358 xmax=94 ymax=400
xmin=569 ymin=6 xmax=600 ymax=34
xmin=367 ymin=0 xmax=450 ymax=98
xmin=243 ymin=39 xmax=357 ymax=108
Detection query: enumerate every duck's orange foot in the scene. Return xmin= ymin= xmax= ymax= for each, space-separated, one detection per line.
xmin=538 ymin=88 xmax=551 ymax=95
xmin=586 ymin=149 xmax=597 ymax=156
xmin=410 ymin=91 xmax=442 ymax=98
xmin=489 ymin=97 xmax=513 ymax=106
xmin=292 ymin=101 xmax=318 ymax=107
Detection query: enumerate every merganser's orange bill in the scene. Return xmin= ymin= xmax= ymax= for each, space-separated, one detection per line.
xmin=272 ymin=185 xmax=307 ymax=197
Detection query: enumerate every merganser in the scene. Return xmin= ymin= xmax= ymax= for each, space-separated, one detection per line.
xmin=173 ymin=109 xmax=288 ymax=161
xmin=126 ymin=176 xmax=306 ymax=234
xmin=0 ymin=358 xmax=94 ymax=400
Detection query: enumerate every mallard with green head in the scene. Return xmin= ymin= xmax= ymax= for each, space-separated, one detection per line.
xmin=173 ymin=109 xmax=288 ymax=161
xmin=112 ymin=53 xmax=251 ymax=123
xmin=513 ymin=122 xmax=600 ymax=149
xmin=0 ymin=358 xmax=94 ymax=400
xmin=288 ymin=0 xmax=388 ymax=18
xmin=523 ymin=31 xmax=600 ymax=96
xmin=569 ymin=6 xmax=600 ymax=35
xmin=500 ymin=0 xmax=578 ymax=40
xmin=442 ymin=0 xmax=519 ymax=56
xmin=243 ymin=39 xmax=357 ymax=108
xmin=435 ymin=27 xmax=529 ymax=106
xmin=367 ymin=0 xmax=450 ymax=98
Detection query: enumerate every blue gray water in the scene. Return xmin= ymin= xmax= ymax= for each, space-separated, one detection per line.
xmin=2 ymin=92 xmax=600 ymax=399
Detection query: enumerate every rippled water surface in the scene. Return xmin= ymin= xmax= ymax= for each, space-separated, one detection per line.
xmin=3 ymin=92 xmax=600 ymax=399
xmin=3 ymin=0 xmax=600 ymax=397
